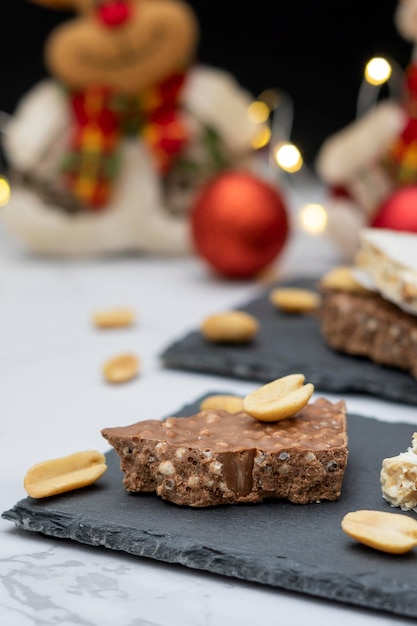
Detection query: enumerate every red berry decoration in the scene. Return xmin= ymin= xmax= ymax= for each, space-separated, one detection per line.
xmin=372 ymin=187 xmax=417 ymax=232
xmin=97 ymin=1 xmax=132 ymax=27
xmin=191 ymin=171 xmax=290 ymax=279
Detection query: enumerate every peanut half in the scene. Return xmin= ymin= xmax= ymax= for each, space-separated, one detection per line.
xmin=24 ymin=450 xmax=107 ymax=499
xmin=243 ymin=374 xmax=314 ymax=422
xmin=320 ymin=266 xmax=372 ymax=294
xmin=200 ymin=394 xmax=244 ymax=413
xmin=341 ymin=510 xmax=417 ymax=554
xmin=92 ymin=307 xmax=136 ymax=329
xmin=103 ymin=353 xmax=139 ymax=384
xmin=269 ymin=287 xmax=321 ymax=314
xmin=200 ymin=311 xmax=259 ymax=343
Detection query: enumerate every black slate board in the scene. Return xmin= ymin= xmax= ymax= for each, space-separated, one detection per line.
xmin=3 ymin=394 xmax=417 ymax=619
xmin=160 ymin=278 xmax=417 ymax=405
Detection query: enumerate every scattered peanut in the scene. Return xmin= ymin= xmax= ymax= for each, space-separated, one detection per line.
xmin=103 ymin=353 xmax=139 ymax=384
xmin=243 ymin=374 xmax=314 ymax=422
xmin=92 ymin=307 xmax=135 ymax=329
xmin=200 ymin=311 xmax=259 ymax=343
xmin=200 ymin=394 xmax=244 ymax=413
xmin=269 ymin=287 xmax=321 ymax=314
xmin=320 ymin=266 xmax=372 ymax=294
xmin=24 ymin=450 xmax=107 ymax=499
xmin=341 ymin=510 xmax=417 ymax=554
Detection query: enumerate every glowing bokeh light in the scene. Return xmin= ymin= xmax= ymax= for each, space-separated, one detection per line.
xmin=0 ymin=176 xmax=10 ymax=206
xmin=274 ymin=142 xmax=303 ymax=173
xmin=252 ymin=125 xmax=271 ymax=149
xmin=248 ymin=100 xmax=270 ymax=124
xmin=364 ymin=57 xmax=392 ymax=86
xmin=299 ymin=203 xmax=328 ymax=234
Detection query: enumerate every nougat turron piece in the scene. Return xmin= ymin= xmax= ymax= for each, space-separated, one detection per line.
xmin=319 ymin=267 xmax=417 ymax=379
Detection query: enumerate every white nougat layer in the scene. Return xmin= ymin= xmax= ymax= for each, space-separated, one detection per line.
xmin=355 ymin=228 xmax=417 ymax=315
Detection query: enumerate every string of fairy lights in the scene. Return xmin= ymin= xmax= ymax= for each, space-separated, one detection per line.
xmin=0 ymin=55 xmax=404 ymax=228
xmin=247 ymin=55 xmax=402 ymax=236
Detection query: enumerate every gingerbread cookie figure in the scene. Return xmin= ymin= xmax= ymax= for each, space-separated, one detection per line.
xmin=316 ymin=0 xmax=417 ymax=260
xmin=3 ymin=0 xmax=258 ymax=256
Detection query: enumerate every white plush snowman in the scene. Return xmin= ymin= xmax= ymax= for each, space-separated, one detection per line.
xmin=3 ymin=0 xmax=259 ymax=256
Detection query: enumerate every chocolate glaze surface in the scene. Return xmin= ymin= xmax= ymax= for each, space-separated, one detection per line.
xmin=102 ymin=398 xmax=348 ymax=507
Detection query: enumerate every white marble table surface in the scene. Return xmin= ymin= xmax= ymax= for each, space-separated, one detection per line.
xmin=1 ymin=184 xmax=416 ymax=626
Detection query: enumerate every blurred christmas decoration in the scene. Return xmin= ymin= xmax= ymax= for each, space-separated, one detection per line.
xmin=316 ymin=0 xmax=417 ymax=260
xmin=188 ymin=80 xmax=333 ymax=279
xmin=0 ymin=0 xmax=260 ymax=257
xmin=0 ymin=1 xmax=365 ymax=270
xmin=191 ymin=171 xmax=289 ymax=279
xmin=0 ymin=0 xmax=333 ymax=274
xmin=188 ymin=78 xmax=337 ymax=278
xmin=371 ymin=186 xmax=417 ymax=231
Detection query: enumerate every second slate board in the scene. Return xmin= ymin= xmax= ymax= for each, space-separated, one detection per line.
xmin=161 ymin=278 xmax=417 ymax=405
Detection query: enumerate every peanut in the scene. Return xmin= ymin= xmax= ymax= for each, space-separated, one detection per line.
xmin=243 ymin=374 xmax=314 ymax=422
xmin=320 ymin=266 xmax=372 ymax=294
xmin=341 ymin=510 xmax=417 ymax=554
xmin=269 ymin=287 xmax=321 ymax=314
xmin=24 ymin=450 xmax=107 ymax=499
xmin=103 ymin=353 xmax=139 ymax=384
xmin=92 ymin=307 xmax=135 ymax=329
xmin=201 ymin=311 xmax=259 ymax=343
xmin=200 ymin=394 xmax=244 ymax=413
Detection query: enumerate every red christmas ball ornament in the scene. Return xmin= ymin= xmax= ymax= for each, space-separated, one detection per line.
xmin=191 ymin=171 xmax=289 ymax=279
xmin=372 ymin=186 xmax=417 ymax=231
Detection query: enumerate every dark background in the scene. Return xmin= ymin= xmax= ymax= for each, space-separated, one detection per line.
xmin=0 ymin=0 xmax=412 ymax=163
